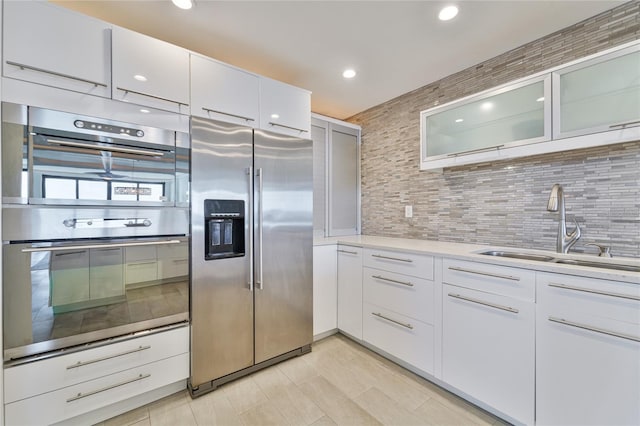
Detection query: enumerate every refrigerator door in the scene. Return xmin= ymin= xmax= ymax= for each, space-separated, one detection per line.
xmin=190 ymin=117 xmax=254 ymax=387
xmin=253 ymin=129 xmax=313 ymax=363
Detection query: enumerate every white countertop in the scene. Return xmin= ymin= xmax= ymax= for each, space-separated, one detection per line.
xmin=314 ymin=235 xmax=640 ymax=284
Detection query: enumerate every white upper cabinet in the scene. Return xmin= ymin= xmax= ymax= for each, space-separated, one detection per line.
xmin=112 ymin=27 xmax=190 ymax=114
xmin=3 ymin=1 xmax=111 ymax=97
xmin=259 ymin=77 xmax=311 ymax=136
xmin=553 ymin=43 xmax=640 ymax=139
xmin=190 ymin=54 xmax=259 ymax=125
xmin=421 ymin=74 xmax=551 ymax=166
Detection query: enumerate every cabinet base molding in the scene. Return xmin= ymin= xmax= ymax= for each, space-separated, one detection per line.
xmin=313 ymin=328 xmax=338 ymax=342
xmin=51 ymin=381 xmax=185 ymax=426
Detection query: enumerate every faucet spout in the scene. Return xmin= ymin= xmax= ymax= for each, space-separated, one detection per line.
xmin=547 ymin=184 xmax=581 ymax=253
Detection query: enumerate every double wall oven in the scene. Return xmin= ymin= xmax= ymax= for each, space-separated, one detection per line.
xmin=2 ymin=102 xmax=190 ymax=364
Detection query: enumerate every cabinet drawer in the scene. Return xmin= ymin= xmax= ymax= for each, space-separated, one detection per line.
xmin=156 ymin=242 xmax=188 ymax=260
xmin=158 ymin=258 xmax=189 ymax=279
xmin=125 ymin=245 xmax=157 ymax=262
xmin=537 ymin=272 xmax=640 ymax=325
xmin=363 ymin=302 xmax=434 ymax=375
xmin=125 ymin=261 xmax=158 ymax=284
xmin=363 ymin=248 xmax=434 ymax=280
xmin=4 ymin=326 xmax=188 ymax=403
xmin=443 ymin=258 xmax=535 ymax=301
xmin=363 ymin=267 xmax=434 ymax=324
xmin=5 ymin=352 xmax=189 ymax=426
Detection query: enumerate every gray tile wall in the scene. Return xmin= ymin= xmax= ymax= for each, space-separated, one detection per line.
xmin=349 ymin=1 xmax=640 ymax=258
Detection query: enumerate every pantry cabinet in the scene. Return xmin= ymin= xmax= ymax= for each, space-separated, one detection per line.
xmin=112 ymin=27 xmax=190 ymax=114
xmin=536 ymin=273 xmax=640 ymax=425
xmin=553 ymin=43 xmax=640 ymax=139
xmin=190 ymin=55 xmax=260 ymax=125
xmin=337 ymin=245 xmax=363 ymax=339
xmin=2 ymin=1 xmax=111 ymax=98
xmin=259 ymin=77 xmax=311 ymax=137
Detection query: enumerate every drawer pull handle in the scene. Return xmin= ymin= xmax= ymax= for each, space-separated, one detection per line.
xmin=338 ymin=249 xmax=358 ymax=255
xmin=54 ymin=251 xmax=86 ymax=257
xmin=371 ymin=312 xmax=414 ymax=330
xmin=66 ymin=345 xmax=151 ymax=369
xmin=202 ymin=107 xmax=255 ymax=122
xmin=372 ymin=254 xmax=413 ymax=263
xmin=548 ymin=317 xmax=640 ymax=343
xmin=448 ymin=266 xmax=520 ymax=281
xmin=67 ymin=373 xmax=151 ymax=402
xmin=548 ymin=282 xmax=640 ymax=301
xmin=268 ymin=121 xmax=308 ymax=133
xmin=448 ymin=293 xmax=519 ymax=314
xmin=128 ymin=261 xmax=157 ymax=267
xmin=372 ymin=275 xmax=414 ymax=287
xmin=6 ymin=60 xmax=108 ymax=87
xmin=117 ymin=87 xmax=189 ymax=107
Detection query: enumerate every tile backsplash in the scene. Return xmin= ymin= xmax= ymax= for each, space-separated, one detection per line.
xmin=349 ymin=2 xmax=640 ymax=258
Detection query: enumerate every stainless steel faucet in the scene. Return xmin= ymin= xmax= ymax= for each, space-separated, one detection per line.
xmin=547 ymin=184 xmax=581 ymax=253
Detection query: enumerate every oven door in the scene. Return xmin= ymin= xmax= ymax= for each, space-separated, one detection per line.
xmin=30 ymin=133 xmax=176 ymax=207
xmin=2 ymin=237 xmax=189 ymax=363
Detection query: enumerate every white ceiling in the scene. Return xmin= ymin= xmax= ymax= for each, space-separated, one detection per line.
xmin=52 ymin=0 xmax=623 ymax=120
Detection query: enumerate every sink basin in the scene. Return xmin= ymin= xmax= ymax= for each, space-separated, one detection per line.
xmin=553 ymin=259 xmax=640 ymax=273
xmin=478 ymin=250 xmax=640 ymax=273
xmin=479 ymin=250 xmax=556 ymax=262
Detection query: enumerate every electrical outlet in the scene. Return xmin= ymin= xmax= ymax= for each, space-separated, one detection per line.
xmin=405 ymin=205 xmax=413 ymax=218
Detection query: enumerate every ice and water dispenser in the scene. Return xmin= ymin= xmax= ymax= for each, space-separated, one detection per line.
xmin=204 ymin=200 xmax=245 ymax=260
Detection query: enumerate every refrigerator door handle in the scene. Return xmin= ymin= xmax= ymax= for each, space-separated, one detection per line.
xmin=247 ymin=166 xmax=254 ymax=292
xmin=257 ymin=167 xmax=264 ymax=290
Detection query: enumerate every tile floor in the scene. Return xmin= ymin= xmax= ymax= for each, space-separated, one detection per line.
xmin=98 ymin=334 xmax=509 ymax=426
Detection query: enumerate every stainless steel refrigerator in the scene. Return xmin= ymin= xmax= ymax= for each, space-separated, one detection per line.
xmin=189 ymin=117 xmax=313 ymax=397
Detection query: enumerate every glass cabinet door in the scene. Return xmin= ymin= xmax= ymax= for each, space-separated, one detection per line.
xmin=553 ymin=44 xmax=640 ymax=139
xmin=421 ymin=75 xmax=551 ymax=160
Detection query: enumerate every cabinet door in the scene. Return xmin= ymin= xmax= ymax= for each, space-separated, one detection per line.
xmin=329 ymin=125 xmax=360 ymax=236
xmin=3 ymin=1 xmax=110 ymax=97
xmin=442 ymin=284 xmax=535 ymax=425
xmin=112 ymin=27 xmax=190 ymax=113
xmin=536 ymin=273 xmax=640 ymax=425
xmin=421 ymin=75 xmax=550 ymax=160
xmin=553 ymin=44 xmax=640 ymax=139
xmin=89 ymin=248 xmax=124 ymax=299
xmin=337 ymin=246 xmax=363 ymax=339
xmin=259 ymin=77 xmax=311 ymax=136
xmin=313 ymin=245 xmax=338 ymax=336
xmin=50 ymin=250 xmax=90 ymax=306
xmin=190 ymin=55 xmax=259 ymax=125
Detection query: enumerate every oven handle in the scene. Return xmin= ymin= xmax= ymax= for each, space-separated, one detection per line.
xmin=46 ymin=139 xmax=167 ymax=157
xmin=22 ymin=239 xmax=182 ymax=253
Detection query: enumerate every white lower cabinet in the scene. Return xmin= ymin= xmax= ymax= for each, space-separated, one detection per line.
xmin=536 ymin=273 xmax=640 ymax=426
xmin=3 ymin=326 xmax=189 ymax=426
xmin=337 ymin=245 xmax=363 ymax=339
xmin=313 ymin=245 xmax=338 ymax=336
xmin=441 ymin=259 xmax=535 ymax=425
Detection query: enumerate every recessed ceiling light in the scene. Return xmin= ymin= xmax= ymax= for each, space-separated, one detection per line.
xmin=140 ymin=109 xmax=150 ymax=114
xmin=481 ymin=102 xmax=493 ymax=111
xmin=455 ymin=118 xmax=464 ymax=123
xmin=172 ymin=0 xmax=193 ymax=10
xmin=134 ymin=74 xmax=147 ymax=82
xmin=271 ymin=113 xmax=280 ymax=119
xmin=536 ymin=97 xmax=545 ymax=102
xmin=342 ymin=69 xmax=357 ymax=79
xmin=438 ymin=5 xmax=459 ymax=21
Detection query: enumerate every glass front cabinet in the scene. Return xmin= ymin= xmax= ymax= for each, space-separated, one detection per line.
xmin=553 ymin=43 xmax=640 ymax=139
xmin=421 ymin=75 xmax=551 ymax=168
xmin=420 ymin=40 xmax=640 ymax=171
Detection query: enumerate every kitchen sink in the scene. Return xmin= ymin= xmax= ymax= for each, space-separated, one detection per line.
xmin=478 ymin=250 xmax=640 ymax=273
xmin=479 ymin=250 xmax=556 ymax=262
